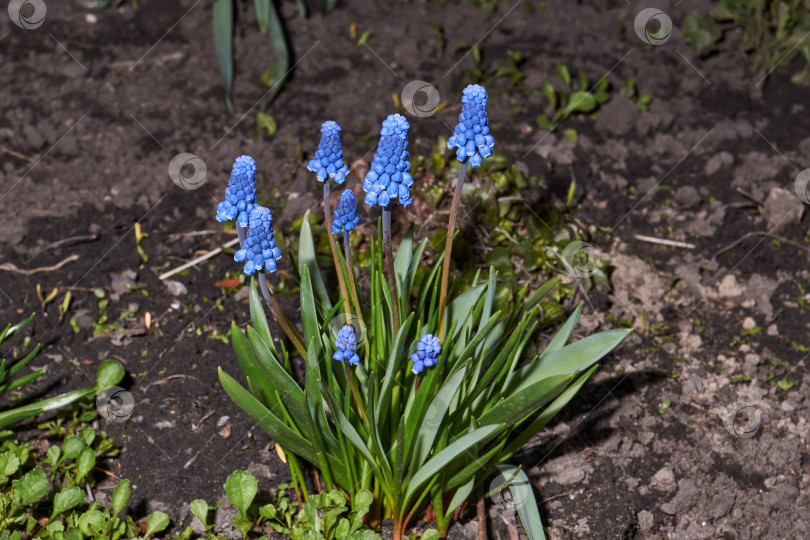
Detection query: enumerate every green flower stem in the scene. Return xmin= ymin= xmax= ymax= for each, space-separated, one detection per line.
xmin=257 ymin=272 xmax=307 ymax=358
xmin=324 ymin=182 xmax=352 ymax=319
xmin=344 ymin=361 xmax=370 ymax=426
xmin=236 ymin=224 xmax=246 ymax=246
xmin=437 ymin=161 xmax=468 ymax=340
xmin=342 ymin=229 xmax=363 ymax=317
xmin=382 ymin=206 xmax=401 ymax=334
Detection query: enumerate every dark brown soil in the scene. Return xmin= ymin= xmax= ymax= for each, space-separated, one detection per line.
xmin=2 ymin=0 xmax=809 ymax=538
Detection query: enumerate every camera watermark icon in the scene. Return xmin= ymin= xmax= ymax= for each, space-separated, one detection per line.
xmin=794 ymin=168 xmax=810 ymax=205
xmin=8 ymin=0 xmax=46 ymax=29
xmin=422 ymin=398 xmax=448 ymax=430
xmin=721 ymin=401 xmax=761 ymax=439
xmin=488 ymin=471 xmax=531 ymax=510
xmin=634 ymin=8 xmax=672 ymax=46
xmin=169 ymin=153 xmax=207 ymax=190
xmin=546 ymin=240 xmax=601 ymax=279
xmin=97 ymin=386 xmax=134 ymax=423
xmin=401 ymin=81 xmax=441 ymax=118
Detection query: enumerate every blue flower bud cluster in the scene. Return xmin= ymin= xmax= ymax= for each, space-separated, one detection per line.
xmin=363 ymin=114 xmax=414 ymax=207
xmin=332 ymin=190 xmax=360 ymax=234
xmin=447 ymin=84 xmax=494 ymax=168
xmin=410 ymin=334 xmax=441 ymax=374
xmin=234 ymin=206 xmax=282 ymax=275
xmin=216 ymin=155 xmax=258 ymax=227
xmin=307 ymin=121 xmax=349 ymax=184
xmin=333 ymin=325 xmax=360 ymax=365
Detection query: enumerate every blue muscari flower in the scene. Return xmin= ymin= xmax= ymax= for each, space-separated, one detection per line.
xmin=447 ymin=84 xmax=494 ymax=169
xmin=233 ymin=206 xmax=282 ymax=275
xmin=216 ymin=155 xmax=258 ymax=227
xmin=410 ymin=334 xmax=441 ymax=375
xmin=307 ymin=121 xmax=349 ymax=184
xmin=332 ymin=190 xmax=360 ymax=235
xmin=333 ymin=325 xmax=360 ymax=365
xmin=363 ymin=114 xmax=414 ymax=207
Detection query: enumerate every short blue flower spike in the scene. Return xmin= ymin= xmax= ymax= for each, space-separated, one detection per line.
xmin=332 ymin=190 xmax=360 ymax=235
xmin=447 ymin=85 xmax=494 ymax=169
xmin=363 ymin=114 xmax=414 ymax=207
xmin=410 ymin=334 xmax=441 ymax=375
xmin=333 ymin=325 xmax=360 ymax=365
xmin=307 ymin=121 xmax=349 ymax=184
xmin=233 ymin=206 xmax=282 ymax=275
xmin=216 ymin=155 xmax=258 ymax=227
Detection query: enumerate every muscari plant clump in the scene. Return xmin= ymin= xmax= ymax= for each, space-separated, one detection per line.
xmin=215 ymin=84 xmax=630 ymax=539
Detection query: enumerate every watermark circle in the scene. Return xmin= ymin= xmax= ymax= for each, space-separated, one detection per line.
xmin=327 ymin=313 xmax=367 ymax=348
xmin=488 ymin=471 xmax=531 ymax=510
xmin=634 ymin=8 xmax=672 ymax=46
xmin=560 ymin=240 xmax=600 ymax=278
xmin=422 ymin=398 xmax=448 ymax=430
xmin=721 ymin=401 xmax=761 ymax=439
xmin=401 ymin=80 xmax=441 ymax=118
xmin=794 ymin=168 xmax=810 ymax=205
xmin=168 ymin=153 xmax=207 ymax=190
xmin=8 ymin=0 xmax=46 ymax=30
xmin=96 ymin=386 xmax=134 ymax=423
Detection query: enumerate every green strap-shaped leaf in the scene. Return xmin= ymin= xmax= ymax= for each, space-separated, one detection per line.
xmin=375 ymin=314 xmax=414 ymax=418
xmin=393 ymin=227 xmax=413 ymax=292
xmin=411 ymin=367 xmax=466 ymax=470
xmin=321 ymin=384 xmax=393 ymax=500
xmin=254 ymin=0 xmax=270 ymax=33
xmin=246 ymin=327 xmax=308 ymax=432
xmin=505 ymin=329 xmax=631 ymax=395
xmin=218 ymin=368 xmax=317 ymax=463
xmin=500 ymin=365 xmax=597 ymax=461
xmin=249 ymin=277 xmax=276 ymax=356
xmin=299 ymin=211 xmax=331 ymax=311
xmin=259 ymin=0 xmax=290 ymax=110
xmin=445 ymin=478 xmax=475 ymax=520
xmin=404 ymin=424 xmax=501 ymax=507
xmin=496 ymin=464 xmax=546 ymax=540
xmin=539 ymin=303 xmax=582 ymax=359
xmin=0 ymin=387 xmax=95 ymax=429
xmin=212 ymin=0 xmax=234 ymax=113
xmin=478 ymin=375 xmax=570 ymax=428
xmin=299 ymin=267 xmax=323 ymax=356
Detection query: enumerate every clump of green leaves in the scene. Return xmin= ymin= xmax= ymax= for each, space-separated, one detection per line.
xmin=536 ymin=62 xmax=612 ymax=128
xmin=0 ymin=314 xmax=126 ymax=430
xmin=0 ymin=429 xmax=168 ymax=539
xmin=186 ymin=470 xmax=386 ymax=540
xmin=683 ymin=0 xmax=810 ymax=86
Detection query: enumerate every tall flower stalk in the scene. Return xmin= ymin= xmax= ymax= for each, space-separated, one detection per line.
xmin=363 ymin=113 xmax=414 ymax=334
xmin=437 ymin=85 xmax=495 ymax=339
xmin=333 ymin=190 xmax=362 ymax=314
xmin=308 ymin=121 xmax=352 ymax=318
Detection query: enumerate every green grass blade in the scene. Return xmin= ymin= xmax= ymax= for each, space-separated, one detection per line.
xmin=7 ymin=343 xmax=42 ymax=379
xmin=212 ymin=0 xmax=234 ymax=113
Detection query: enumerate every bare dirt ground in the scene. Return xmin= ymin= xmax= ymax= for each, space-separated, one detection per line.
xmin=1 ymin=0 xmax=809 ymax=538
